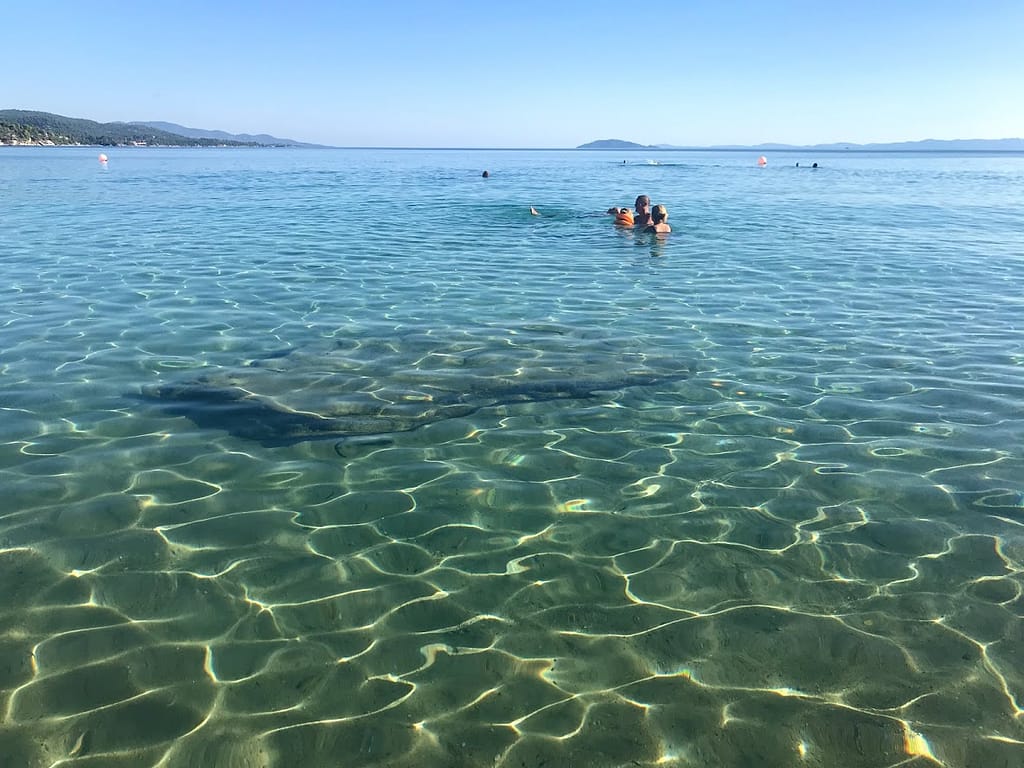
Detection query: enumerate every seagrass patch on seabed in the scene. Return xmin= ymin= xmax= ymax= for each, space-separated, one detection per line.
xmin=137 ymin=325 xmax=691 ymax=448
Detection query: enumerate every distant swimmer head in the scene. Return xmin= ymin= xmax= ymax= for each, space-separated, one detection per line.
xmin=757 ymin=155 xmax=767 ymax=166
xmin=482 ymin=170 xmax=490 ymax=178
xmin=812 ymin=162 xmax=818 ymax=168
xmin=98 ymin=153 xmax=108 ymax=163
xmin=651 ymin=204 xmax=668 ymax=223
xmin=634 ymin=194 xmax=651 ymax=211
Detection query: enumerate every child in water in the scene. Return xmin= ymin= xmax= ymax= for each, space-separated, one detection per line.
xmin=647 ymin=204 xmax=671 ymax=233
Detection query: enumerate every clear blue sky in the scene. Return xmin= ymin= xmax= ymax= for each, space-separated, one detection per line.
xmin=3 ymin=0 xmax=1021 ymax=147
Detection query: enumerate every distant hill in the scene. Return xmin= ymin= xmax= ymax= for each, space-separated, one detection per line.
xmin=846 ymin=138 xmax=1024 ymax=151
xmin=700 ymin=138 xmax=1024 ymax=151
xmin=138 ymin=121 xmax=325 ymax=148
xmin=0 ymin=110 xmax=261 ymax=147
xmin=577 ymin=139 xmax=654 ymax=149
xmin=581 ymin=137 xmax=1024 ymax=152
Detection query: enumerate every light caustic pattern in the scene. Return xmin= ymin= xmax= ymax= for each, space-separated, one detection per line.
xmin=2 ymin=148 xmax=1024 ymax=767
xmin=2 ymin=370 xmax=1023 ymax=768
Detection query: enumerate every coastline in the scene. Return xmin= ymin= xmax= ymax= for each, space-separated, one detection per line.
xmin=0 ymin=141 xmax=271 ymax=148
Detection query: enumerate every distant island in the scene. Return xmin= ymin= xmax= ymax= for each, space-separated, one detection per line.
xmin=578 ymin=137 xmax=1024 ymax=151
xmin=577 ymin=139 xmax=658 ymax=150
xmin=0 ymin=110 xmax=314 ymax=147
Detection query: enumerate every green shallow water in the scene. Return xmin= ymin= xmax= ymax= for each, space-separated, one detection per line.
xmin=1 ymin=147 xmax=1023 ymax=767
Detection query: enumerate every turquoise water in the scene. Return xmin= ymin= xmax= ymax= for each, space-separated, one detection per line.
xmin=2 ymin=146 xmax=1023 ymax=767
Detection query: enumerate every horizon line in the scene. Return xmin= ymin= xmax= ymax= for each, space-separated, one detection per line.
xmin=160 ymin=143 xmax=1024 ymax=152
xmin=10 ymin=145 xmax=1024 ymax=154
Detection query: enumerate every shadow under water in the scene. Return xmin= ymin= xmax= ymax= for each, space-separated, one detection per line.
xmin=137 ymin=327 xmax=691 ymax=449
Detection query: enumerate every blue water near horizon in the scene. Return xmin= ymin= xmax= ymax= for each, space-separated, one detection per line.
xmin=2 ymin=146 xmax=1024 ymax=767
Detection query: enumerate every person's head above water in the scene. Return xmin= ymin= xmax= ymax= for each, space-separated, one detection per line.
xmin=634 ymin=195 xmax=653 ymax=226
xmin=651 ymin=204 xmax=668 ymax=224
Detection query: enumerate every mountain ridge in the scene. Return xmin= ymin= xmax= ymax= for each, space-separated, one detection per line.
xmin=0 ymin=110 xmax=329 ymax=147
xmin=0 ymin=110 xmax=262 ymax=147
xmin=137 ymin=121 xmax=326 ymax=148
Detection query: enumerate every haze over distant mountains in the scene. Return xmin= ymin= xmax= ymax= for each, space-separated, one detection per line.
xmin=138 ymin=122 xmax=326 ymax=148
xmin=578 ymin=137 xmax=1024 ymax=151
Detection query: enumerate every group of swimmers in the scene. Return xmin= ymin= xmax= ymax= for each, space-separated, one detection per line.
xmin=608 ymin=194 xmax=671 ymax=233
xmin=528 ymin=194 xmax=671 ymax=233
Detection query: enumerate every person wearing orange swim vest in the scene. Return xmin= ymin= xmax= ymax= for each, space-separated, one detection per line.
xmin=613 ymin=207 xmax=634 ymax=226
xmin=606 ymin=206 xmax=635 ymax=226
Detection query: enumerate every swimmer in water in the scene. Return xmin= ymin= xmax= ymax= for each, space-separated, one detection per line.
xmin=646 ymin=204 xmax=671 ymax=233
xmin=634 ymin=195 xmax=653 ymax=228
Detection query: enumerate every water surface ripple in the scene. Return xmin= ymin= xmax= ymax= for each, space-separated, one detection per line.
xmin=1 ymin=148 xmax=1023 ymax=767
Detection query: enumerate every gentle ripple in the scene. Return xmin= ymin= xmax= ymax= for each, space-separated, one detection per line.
xmin=1 ymin=147 xmax=1023 ymax=767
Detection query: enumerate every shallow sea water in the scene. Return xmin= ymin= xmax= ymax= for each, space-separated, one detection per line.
xmin=2 ymin=147 xmax=1024 ymax=767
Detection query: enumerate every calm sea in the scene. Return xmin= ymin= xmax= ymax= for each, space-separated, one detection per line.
xmin=2 ymin=147 xmax=1023 ymax=767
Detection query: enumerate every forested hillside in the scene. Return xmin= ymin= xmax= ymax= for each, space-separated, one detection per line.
xmin=0 ymin=110 xmax=260 ymax=146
